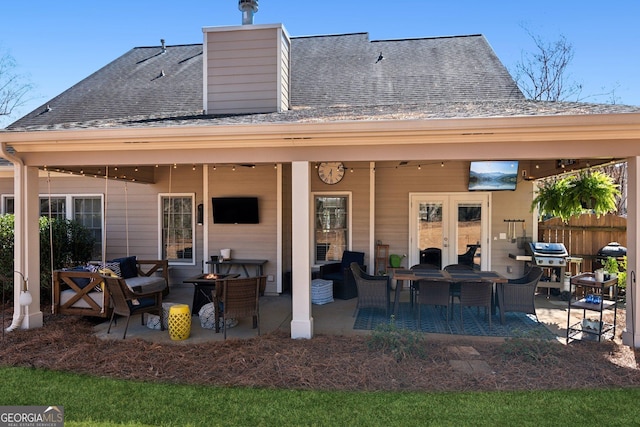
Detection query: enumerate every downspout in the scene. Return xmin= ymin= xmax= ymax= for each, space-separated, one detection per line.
xmin=0 ymin=141 xmax=27 ymax=331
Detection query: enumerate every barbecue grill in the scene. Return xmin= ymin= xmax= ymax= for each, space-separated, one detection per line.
xmin=527 ymin=242 xmax=568 ymax=266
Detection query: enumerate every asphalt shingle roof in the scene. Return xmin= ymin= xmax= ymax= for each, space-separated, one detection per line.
xmin=5 ymin=31 xmax=639 ymax=133
xmin=6 ymin=32 xmax=532 ymax=131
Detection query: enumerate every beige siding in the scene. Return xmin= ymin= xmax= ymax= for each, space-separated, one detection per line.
xmin=207 ymin=165 xmax=278 ymax=284
xmin=205 ymin=26 xmax=289 ymax=115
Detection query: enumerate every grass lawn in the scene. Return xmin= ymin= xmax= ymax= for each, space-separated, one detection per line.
xmin=2 ymin=367 xmax=639 ymax=426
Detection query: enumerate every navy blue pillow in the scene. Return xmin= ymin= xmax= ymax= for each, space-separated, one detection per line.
xmin=69 ymin=266 xmax=91 ymax=289
xmin=111 ymin=256 xmax=138 ymax=279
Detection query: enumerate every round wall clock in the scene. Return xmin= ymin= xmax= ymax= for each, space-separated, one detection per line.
xmin=317 ymin=162 xmax=345 ymax=185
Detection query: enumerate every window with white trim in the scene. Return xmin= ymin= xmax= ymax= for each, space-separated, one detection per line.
xmin=160 ymin=194 xmax=194 ymax=264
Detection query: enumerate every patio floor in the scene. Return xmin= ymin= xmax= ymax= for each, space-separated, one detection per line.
xmin=92 ymin=283 xmax=577 ymax=344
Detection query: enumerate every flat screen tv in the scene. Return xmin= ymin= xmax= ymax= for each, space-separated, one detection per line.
xmin=212 ymin=197 xmax=259 ymax=224
xmin=468 ymin=161 xmax=519 ymax=191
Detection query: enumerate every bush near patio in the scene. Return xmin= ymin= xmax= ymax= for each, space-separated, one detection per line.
xmin=0 ymin=214 xmax=95 ymax=303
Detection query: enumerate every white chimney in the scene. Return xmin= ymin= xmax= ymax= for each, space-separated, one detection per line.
xmin=238 ymin=0 xmax=259 ymax=25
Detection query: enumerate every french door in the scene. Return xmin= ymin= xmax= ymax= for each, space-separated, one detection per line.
xmin=409 ymin=193 xmax=490 ymax=270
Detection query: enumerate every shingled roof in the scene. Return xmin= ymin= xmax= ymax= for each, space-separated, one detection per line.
xmin=6 ymin=32 xmax=530 ymax=131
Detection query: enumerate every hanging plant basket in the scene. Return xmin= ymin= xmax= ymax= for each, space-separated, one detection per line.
xmin=532 ymin=170 xmax=620 ymax=222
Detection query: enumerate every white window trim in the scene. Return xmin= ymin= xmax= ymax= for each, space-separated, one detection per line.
xmin=158 ymin=193 xmax=196 ymax=266
xmin=311 ymin=191 xmax=353 ymax=267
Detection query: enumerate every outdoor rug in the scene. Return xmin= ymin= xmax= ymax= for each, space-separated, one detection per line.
xmin=353 ymin=302 xmax=556 ymax=338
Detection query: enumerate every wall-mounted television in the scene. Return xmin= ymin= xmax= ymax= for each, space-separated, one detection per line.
xmin=212 ymin=197 xmax=259 ymax=224
xmin=468 ymin=161 xmax=519 ymax=191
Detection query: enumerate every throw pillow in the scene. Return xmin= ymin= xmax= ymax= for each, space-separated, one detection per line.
xmin=99 ymin=262 xmax=122 ymax=278
xmin=68 ymin=266 xmax=91 ymax=289
xmin=111 ymin=256 xmax=137 ymax=279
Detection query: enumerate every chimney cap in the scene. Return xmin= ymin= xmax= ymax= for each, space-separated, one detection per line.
xmin=238 ymin=0 xmax=259 ymax=25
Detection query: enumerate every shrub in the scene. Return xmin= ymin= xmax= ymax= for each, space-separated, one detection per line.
xmin=367 ymin=316 xmax=428 ymax=361
xmin=0 ymin=214 xmax=95 ymax=303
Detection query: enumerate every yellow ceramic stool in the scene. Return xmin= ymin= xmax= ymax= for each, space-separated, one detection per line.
xmin=168 ymin=304 xmax=191 ymax=340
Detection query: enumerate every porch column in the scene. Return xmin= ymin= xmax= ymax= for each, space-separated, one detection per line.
xmin=622 ymin=157 xmax=639 ymax=347
xmin=290 ymin=161 xmax=313 ymax=339
xmin=8 ymin=163 xmax=43 ymax=331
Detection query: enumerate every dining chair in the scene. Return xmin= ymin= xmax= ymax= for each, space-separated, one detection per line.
xmin=409 ymin=263 xmax=440 ymax=306
xmin=103 ymin=275 xmax=164 ymax=339
xmin=350 ymin=262 xmax=391 ymax=318
xmin=213 ymin=276 xmax=263 ymax=339
xmin=415 ymin=280 xmax=451 ymax=329
xmin=419 ymin=248 xmax=442 ymax=269
xmin=497 ymin=266 xmax=543 ymax=324
xmin=458 ymin=280 xmax=493 ymax=332
xmin=443 ymin=263 xmax=475 ymax=308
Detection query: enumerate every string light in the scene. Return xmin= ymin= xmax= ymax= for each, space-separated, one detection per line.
xmin=417 ymin=164 xmax=421 ymax=170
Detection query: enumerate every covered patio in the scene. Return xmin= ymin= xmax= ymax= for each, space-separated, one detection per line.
xmin=91 ymin=281 xmax=584 ymax=344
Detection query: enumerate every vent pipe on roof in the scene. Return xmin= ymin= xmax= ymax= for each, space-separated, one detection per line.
xmin=161 ymin=39 xmax=166 ymax=53
xmin=238 ymin=0 xmax=258 ymax=25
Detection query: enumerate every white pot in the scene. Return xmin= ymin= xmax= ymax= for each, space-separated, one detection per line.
xmin=220 ymin=248 xmax=231 ymax=260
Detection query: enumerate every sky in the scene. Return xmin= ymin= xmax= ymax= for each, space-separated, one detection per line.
xmin=1 ymin=0 xmax=639 ymax=127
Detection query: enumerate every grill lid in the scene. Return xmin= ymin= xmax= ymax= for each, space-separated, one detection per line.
xmin=529 ymin=242 xmax=568 ymax=257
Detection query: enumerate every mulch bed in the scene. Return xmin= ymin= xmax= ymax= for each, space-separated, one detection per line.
xmin=1 ymin=306 xmax=639 ymax=392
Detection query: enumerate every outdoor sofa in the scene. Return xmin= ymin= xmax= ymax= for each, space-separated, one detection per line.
xmin=53 ymin=258 xmax=168 ymax=318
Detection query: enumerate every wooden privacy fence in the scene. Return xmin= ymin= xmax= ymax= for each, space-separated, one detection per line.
xmin=538 ymin=214 xmax=627 ymax=273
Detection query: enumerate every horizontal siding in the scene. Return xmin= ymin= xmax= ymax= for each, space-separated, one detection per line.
xmin=206 ymin=27 xmax=282 ymax=115
xmin=208 ymin=166 xmax=278 ymax=281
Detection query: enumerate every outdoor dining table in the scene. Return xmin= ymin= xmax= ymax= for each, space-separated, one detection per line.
xmin=390 ymin=268 xmax=507 ymax=316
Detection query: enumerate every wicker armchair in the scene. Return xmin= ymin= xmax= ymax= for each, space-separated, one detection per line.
xmin=213 ymin=276 xmax=263 ymax=339
xmin=415 ymin=280 xmax=451 ymax=328
xmin=319 ymin=250 xmax=365 ymax=299
xmin=409 ymin=263 xmax=440 ymax=306
xmin=350 ymin=262 xmax=391 ymax=317
xmin=459 ymin=281 xmax=493 ymax=332
xmin=103 ymin=275 xmax=164 ymax=339
xmin=497 ymin=267 xmax=543 ymax=325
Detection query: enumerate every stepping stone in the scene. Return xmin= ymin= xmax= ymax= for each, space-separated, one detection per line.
xmin=448 ymin=345 xmax=480 ymax=357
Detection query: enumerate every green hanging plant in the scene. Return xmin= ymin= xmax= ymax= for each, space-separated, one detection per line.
xmin=531 ymin=176 xmax=580 ymax=222
xmin=567 ymin=171 xmax=620 ymax=215
xmin=531 ymin=170 xmax=620 ymax=223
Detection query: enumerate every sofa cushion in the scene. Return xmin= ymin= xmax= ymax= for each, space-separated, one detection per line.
xmin=112 ymin=256 xmax=138 ymax=279
xmin=125 ymin=275 xmax=167 ymax=294
xmin=60 ymin=289 xmax=104 ymax=308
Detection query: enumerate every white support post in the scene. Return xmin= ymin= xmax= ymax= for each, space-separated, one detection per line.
xmin=290 ymin=161 xmax=313 ymax=339
xmin=8 ymin=164 xmax=43 ymax=331
xmin=622 ymin=157 xmax=639 ymax=347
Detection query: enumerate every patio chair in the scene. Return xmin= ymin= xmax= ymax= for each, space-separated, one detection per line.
xmin=103 ymin=275 xmax=164 ymax=339
xmin=213 ymin=276 xmax=262 ymax=339
xmin=497 ymin=267 xmax=543 ymax=325
xmin=443 ymin=263 xmax=474 ymax=307
xmin=319 ymin=250 xmax=365 ymax=299
xmin=409 ymin=263 xmax=440 ymax=306
xmin=458 ymin=244 xmax=479 ymax=268
xmin=415 ymin=280 xmax=451 ymax=329
xmin=419 ymin=247 xmax=442 ymax=269
xmin=350 ymin=262 xmax=391 ymax=318
xmin=458 ymin=281 xmax=493 ymax=332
